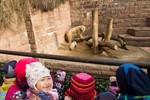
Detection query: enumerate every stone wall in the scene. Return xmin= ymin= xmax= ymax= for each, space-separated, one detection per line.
xmin=0 ymin=0 xmax=149 ymax=76
xmin=45 ymin=59 xmax=118 ymax=76
xmin=0 ymin=2 xmax=71 ymax=61
xmin=70 ymin=0 xmax=150 ymax=35
xmin=69 ymin=0 xmax=113 ymax=35
xmin=32 ymin=2 xmax=71 ymax=54
xmin=99 ymin=0 xmax=150 ymax=35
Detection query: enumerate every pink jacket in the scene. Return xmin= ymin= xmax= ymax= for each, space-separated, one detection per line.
xmin=5 ymin=85 xmax=19 ymax=100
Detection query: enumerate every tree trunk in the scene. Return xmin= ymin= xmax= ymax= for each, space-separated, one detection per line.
xmin=99 ymin=42 xmax=118 ymax=50
xmin=85 ymin=40 xmax=118 ymax=50
xmin=24 ymin=0 xmax=37 ymax=53
xmin=92 ymin=9 xmax=99 ymax=54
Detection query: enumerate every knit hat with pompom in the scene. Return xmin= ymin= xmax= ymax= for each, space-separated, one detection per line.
xmin=14 ymin=58 xmax=38 ymax=80
xmin=25 ymin=62 xmax=52 ymax=90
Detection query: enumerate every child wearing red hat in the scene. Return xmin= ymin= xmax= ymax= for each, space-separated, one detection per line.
xmin=5 ymin=57 xmax=38 ymax=100
xmin=64 ymin=73 xmax=97 ymax=100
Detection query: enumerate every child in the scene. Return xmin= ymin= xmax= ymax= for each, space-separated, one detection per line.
xmin=5 ymin=57 xmax=38 ymax=100
xmin=116 ymin=63 xmax=150 ymax=100
xmin=25 ymin=62 xmax=59 ymax=100
xmin=64 ymin=73 xmax=97 ymax=100
xmin=0 ymin=60 xmax=17 ymax=91
xmin=108 ymin=76 xmax=119 ymax=95
xmin=0 ymin=60 xmax=17 ymax=99
xmin=95 ymin=76 xmax=119 ymax=100
xmin=54 ymin=70 xmax=66 ymax=100
xmin=95 ymin=92 xmax=117 ymax=100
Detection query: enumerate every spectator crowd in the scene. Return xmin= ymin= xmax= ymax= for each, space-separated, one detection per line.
xmin=0 ymin=57 xmax=150 ymax=100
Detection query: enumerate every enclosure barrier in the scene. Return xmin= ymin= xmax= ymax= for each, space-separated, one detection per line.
xmin=0 ymin=49 xmax=150 ymax=76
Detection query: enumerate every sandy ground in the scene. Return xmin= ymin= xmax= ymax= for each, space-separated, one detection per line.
xmin=53 ymin=41 xmax=150 ymax=62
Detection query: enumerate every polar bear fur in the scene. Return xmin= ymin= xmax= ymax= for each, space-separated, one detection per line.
xmin=64 ymin=25 xmax=86 ymax=44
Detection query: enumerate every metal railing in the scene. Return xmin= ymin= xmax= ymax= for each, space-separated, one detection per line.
xmin=0 ymin=49 xmax=150 ymax=75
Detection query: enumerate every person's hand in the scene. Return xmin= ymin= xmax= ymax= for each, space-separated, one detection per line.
xmin=109 ymin=76 xmax=116 ymax=82
xmin=64 ymin=96 xmax=72 ymax=100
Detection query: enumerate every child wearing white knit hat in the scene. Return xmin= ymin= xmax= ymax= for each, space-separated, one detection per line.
xmin=25 ymin=62 xmax=59 ymax=100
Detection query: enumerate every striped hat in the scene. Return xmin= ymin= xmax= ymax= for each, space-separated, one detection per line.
xmin=65 ymin=73 xmax=97 ymax=100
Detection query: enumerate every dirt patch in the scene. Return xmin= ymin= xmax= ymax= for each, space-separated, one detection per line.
xmin=44 ymin=41 xmax=149 ymax=76
xmin=53 ymin=41 xmax=150 ymax=62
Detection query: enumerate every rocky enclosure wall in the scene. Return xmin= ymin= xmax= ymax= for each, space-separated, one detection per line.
xmin=70 ymin=0 xmax=150 ymax=35
xmin=1 ymin=0 xmax=149 ymax=61
xmin=0 ymin=0 xmax=149 ymax=76
xmin=0 ymin=2 xmax=71 ymax=61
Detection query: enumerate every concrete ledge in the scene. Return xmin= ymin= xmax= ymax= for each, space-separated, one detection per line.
xmin=128 ymin=27 xmax=150 ymax=37
xmin=44 ymin=59 xmax=118 ymax=76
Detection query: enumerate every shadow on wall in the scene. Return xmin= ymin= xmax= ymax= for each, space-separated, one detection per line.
xmin=54 ymin=32 xmax=59 ymax=47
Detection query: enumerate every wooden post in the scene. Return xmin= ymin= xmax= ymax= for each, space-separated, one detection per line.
xmin=105 ymin=18 xmax=113 ymax=42
xmin=92 ymin=9 xmax=99 ymax=54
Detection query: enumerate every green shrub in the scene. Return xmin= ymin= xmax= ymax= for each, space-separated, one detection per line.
xmin=31 ymin=0 xmax=68 ymax=12
xmin=0 ymin=0 xmax=68 ymax=30
xmin=51 ymin=70 xmax=110 ymax=93
xmin=0 ymin=67 xmax=110 ymax=93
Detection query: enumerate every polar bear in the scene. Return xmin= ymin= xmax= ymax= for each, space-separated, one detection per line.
xmin=64 ymin=25 xmax=86 ymax=44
